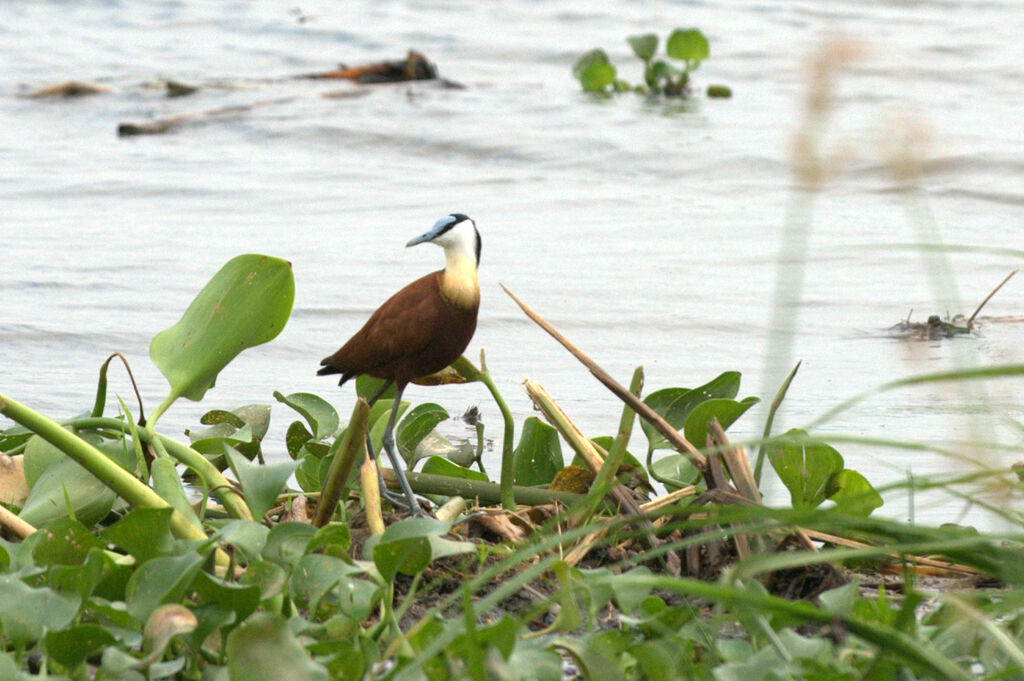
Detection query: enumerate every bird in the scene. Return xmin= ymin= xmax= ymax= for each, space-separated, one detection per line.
xmin=317 ymin=213 xmax=481 ymax=514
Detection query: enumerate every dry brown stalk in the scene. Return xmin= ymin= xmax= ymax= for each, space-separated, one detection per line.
xmin=501 ymin=284 xmax=707 ymax=471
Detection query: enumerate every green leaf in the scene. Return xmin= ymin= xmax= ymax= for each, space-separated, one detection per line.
xmin=274 ymin=392 xmax=339 ymax=441
xmin=420 ymin=456 xmax=488 ymax=482
xmin=226 ymin=613 xmax=328 ymax=681
xmin=682 ymin=396 xmax=759 ymax=451
xmin=210 ymin=519 xmax=270 ymax=563
xmin=627 ymin=33 xmax=658 ymax=61
xmin=512 ymin=417 xmax=563 ymax=486
xmin=827 ymin=469 xmax=883 ymax=516
xmin=150 ymin=254 xmax=294 ymax=402
xmin=666 ymin=28 xmax=710 ymax=65
xmin=371 ymin=517 xmax=473 ymax=582
xmin=580 ymin=62 xmax=617 ymax=92
xmin=397 ymin=403 xmax=449 ymax=461
xmin=0 ymin=575 xmax=80 ymax=646
xmin=573 ymin=49 xmax=616 ymax=92
xmin=650 ymin=452 xmax=700 ymax=488
xmin=766 ymin=429 xmax=844 ymax=509
xmin=32 ymin=517 xmax=104 ymax=566
xmin=125 ymin=552 xmax=206 ymax=622
xmin=226 ymin=446 xmax=297 ymax=520
xmin=46 ymin=624 xmax=117 ymax=668
xmin=641 ymin=372 xmax=741 ymax=452
xmin=193 ymin=571 xmax=260 ymax=621
xmin=150 ymin=457 xmax=203 ymax=529
xmin=101 ymin=508 xmax=177 ymax=562
xmin=263 ymin=521 xmax=317 ymax=566
xmin=286 ymin=421 xmax=313 ymax=459
xmin=19 ymin=457 xmax=118 ymax=527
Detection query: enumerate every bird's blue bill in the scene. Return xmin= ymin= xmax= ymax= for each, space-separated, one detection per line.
xmin=406 ymin=214 xmax=458 ymax=247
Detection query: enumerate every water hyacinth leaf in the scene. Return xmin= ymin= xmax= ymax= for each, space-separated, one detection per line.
xmin=227 ymin=613 xmax=328 ymax=681
xmin=19 ymin=457 xmax=118 ymax=527
xmin=683 ymin=396 xmax=759 ymax=452
xmin=294 ymin=454 xmax=322 ymax=493
xmin=150 ymin=254 xmax=295 ymax=403
xmin=0 ymin=575 xmax=80 ymax=646
xmin=125 ymin=552 xmax=206 ymax=622
xmin=512 ymin=417 xmax=563 ymax=486
xmin=651 ymin=453 xmax=701 ymax=488
xmin=627 ymin=33 xmax=658 ymax=61
xmin=573 ymin=48 xmax=616 ymax=92
xmin=286 ymin=421 xmax=313 ymax=459
xmin=420 ymin=456 xmax=488 ymax=482
xmin=289 ymin=554 xmax=374 ymax=619
xmin=397 ymin=403 xmax=449 ymax=461
xmin=210 ymin=519 xmax=270 ymax=563
xmin=641 ymin=372 xmax=741 ymax=451
xmin=827 ymin=469 xmax=883 ymax=516
xmin=356 ymin=375 xmax=394 ymax=402
xmin=307 ymin=522 xmax=351 ymax=557
xmin=368 ymin=399 xmax=409 ymax=456
xmin=767 ymin=429 xmax=844 ymax=510
xmin=239 ymin=560 xmax=288 ymax=602
xmin=47 ymin=550 xmax=111 ymax=602
xmin=192 ymin=571 xmax=260 ymax=622
xmin=666 ymin=28 xmax=710 ymax=64
xmin=46 ymin=624 xmax=118 ymax=669
xmin=200 ymin=409 xmax=245 ymax=429
xmin=372 ymin=517 xmax=471 ymax=582
xmin=32 ymin=517 xmax=104 ymax=566
xmin=101 ymin=507 xmax=177 ymax=562
xmin=143 ymin=604 xmax=198 ymax=659
xmin=226 ymin=446 xmax=297 ymax=521
xmin=274 ymin=392 xmax=339 ymax=441
xmin=263 ymin=521 xmax=317 ymax=566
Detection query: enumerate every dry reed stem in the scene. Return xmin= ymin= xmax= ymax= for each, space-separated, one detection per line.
xmin=0 ymin=503 xmax=35 ymax=539
xmin=501 ymin=284 xmax=707 ymax=471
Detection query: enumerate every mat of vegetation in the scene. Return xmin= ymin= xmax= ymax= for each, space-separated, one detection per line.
xmin=1 ymin=253 xmax=1022 ymax=681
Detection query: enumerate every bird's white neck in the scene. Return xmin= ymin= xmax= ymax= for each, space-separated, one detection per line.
xmin=439 ymin=250 xmax=479 ymax=310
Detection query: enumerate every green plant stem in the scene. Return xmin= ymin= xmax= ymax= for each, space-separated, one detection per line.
xmin=754 ymin=360 xmax=801 ymax=484
xmin=452 ymin=354 xmax=516 ymax=510
xmin=70 ymin=416 xmax=253 ymax=521
xmin=381 ymin=468 xmax=603 ymax=510
xmin=147 ymin=392 xmax=178 ymax=429
xmin=575 ymin=366 xmax=642 ymax=525
xmin=0 ymin=393 xmax=207 ymax=541
xmin=314 ymin=398 xmax=369 ymax=527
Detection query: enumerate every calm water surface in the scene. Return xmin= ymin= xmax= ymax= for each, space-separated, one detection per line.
xmin=3 ymin=1 xmax=1023 ymax=526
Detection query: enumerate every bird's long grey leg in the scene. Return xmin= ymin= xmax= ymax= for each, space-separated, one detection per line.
xmin=362 ymin=381 xmax=416 ymax=512
xmin=379 ymin=384 xmax=423 ymax=516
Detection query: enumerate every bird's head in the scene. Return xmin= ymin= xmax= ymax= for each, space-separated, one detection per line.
xmin=406 ymin=213 xmax=481 ymax=266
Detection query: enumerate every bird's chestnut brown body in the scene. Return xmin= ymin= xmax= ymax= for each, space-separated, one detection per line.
xmin=317 ymin=212 xmax=481 ymax=515
xmin=317 ymin=269 xmax=478 ymax=386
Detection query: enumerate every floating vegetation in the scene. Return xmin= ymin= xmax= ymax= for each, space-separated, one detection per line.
xmin=573 ymin=28 xmax=731 ymax=99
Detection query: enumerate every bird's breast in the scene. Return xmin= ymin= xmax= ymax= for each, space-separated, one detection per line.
xmin=437 ymin=262 xmax=480 ymax=311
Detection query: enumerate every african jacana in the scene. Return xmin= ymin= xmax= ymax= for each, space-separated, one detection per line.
xmin=318 ymin=213 xmax=481 ymax=514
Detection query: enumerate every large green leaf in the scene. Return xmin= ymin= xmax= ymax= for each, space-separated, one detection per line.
xmin=274 ymin=392 xmax=339 ymax=441
xmin=766 ymin=429 xmax=844 ymax=510
xmin=150 ymin=254 xmax=294 ymax=402
xmin=0 ymin=575 xmax=80 ymax=646
xmin=397 ymin=403 xmax=449 ymax=461
xmin=666 ymin=28 xmax=710 ymax=65
xmin=226 ymin=613 xmax=328 ymax=681
xmin=512 ymin=417 xmax=563 ymax=486
xmin=683 ymin=396 xmax=759 ymax=451
xmin=627 ymin=33 xmax=658 ymax=61
xmin=827 ymin=469 xmax=883 ymax=517
xmin=226 ymin=446 xmax=297 ymax=521
xmin=641 ymin=372 xmax=741 ymax=452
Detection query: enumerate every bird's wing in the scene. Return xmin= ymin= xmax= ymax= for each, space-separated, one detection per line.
xmin=321 ymin=272 xmax=440 ymax=377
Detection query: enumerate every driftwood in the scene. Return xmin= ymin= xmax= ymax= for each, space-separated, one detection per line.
xmin=302 ymin=50 xmax=438 ymax=83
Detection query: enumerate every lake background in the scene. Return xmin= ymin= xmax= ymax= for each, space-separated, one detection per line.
xmin=3 ymin=1 xmax=1022 ymax=527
